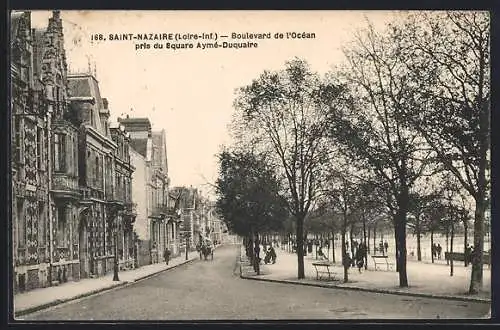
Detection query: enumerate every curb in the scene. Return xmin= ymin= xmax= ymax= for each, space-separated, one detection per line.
xmin=15 ymin=256 xmax=199 ymax=318
xmin=239 ymin=273 xmax=491 ymax=304
xmin=130 ymin=256 xmax=197 ymax=283
xmin=15 ymin=282 xmax=128 ymax=317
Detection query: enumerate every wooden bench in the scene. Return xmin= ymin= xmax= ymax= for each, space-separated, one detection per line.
xmin=371 ymin=255 xmax=394 ymax=271
xmin=445 ymin=252 xmax=491 ymax=268
xmin=312 ymin=262 xmax=337 ymax=281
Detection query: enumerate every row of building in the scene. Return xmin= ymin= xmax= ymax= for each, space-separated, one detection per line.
xmin=11 ymin=10 xmax=227 ymax=293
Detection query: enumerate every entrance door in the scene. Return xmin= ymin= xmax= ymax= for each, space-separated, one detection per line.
xmin=79 ymin=217 xmax=89 ymax=279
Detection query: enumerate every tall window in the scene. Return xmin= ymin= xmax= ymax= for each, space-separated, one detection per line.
xmin=54 ymin=133 xmax=66 ymax=172
xmin=17 ymin=199 xmax=25 ymax=248
xmin=74 ymin=138 xmax=78 ymax=176
xmin=95 ymin=156 xmax=99 ymax=188
xmin=57 ymin=207 xmax=67 ymax=247
xmin=38 ymin=202 xmax=46 ymax=246
xmin=36 ymin=127 xmax=43 ymax=170
xmin=67 ymin=135 xmax=73 ymax=175
xmin=14 ymin=117 xmax=22 ymax=163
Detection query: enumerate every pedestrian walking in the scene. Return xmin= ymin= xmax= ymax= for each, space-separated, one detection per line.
xmin=437 ymin=243 xmax=442 ymax=260
xmin=465 ymin=245 xmax=472 ymax=266
xmin=164 ymin=247 xmax=171 ymax=265
xmin=384 ymin=240 xmax=389 ymax=254
xmin=355 ymin=243 xmax=366 ymax=273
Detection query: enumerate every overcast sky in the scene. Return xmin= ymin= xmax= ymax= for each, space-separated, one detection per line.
xmin=30 ymin=10 xmax=398 ymax=198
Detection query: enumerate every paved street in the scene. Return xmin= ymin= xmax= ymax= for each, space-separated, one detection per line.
xmin=19 ymin=245 xmax=489 ymax=320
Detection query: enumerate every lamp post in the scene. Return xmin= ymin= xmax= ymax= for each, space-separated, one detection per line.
xmin=107 ymin=201 xmax=123 ymax=281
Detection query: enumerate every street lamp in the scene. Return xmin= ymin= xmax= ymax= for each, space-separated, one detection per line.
xmin=107 ymin=201 xmax=123 ymax=281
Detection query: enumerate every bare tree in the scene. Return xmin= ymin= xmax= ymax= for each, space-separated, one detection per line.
xmin=233 ymin=58 xmax=347 ymax=279
xmin=397 ymin=12 xmax=490 ymax=293
xmin=328 ymin=22 xmax=435 ymax=287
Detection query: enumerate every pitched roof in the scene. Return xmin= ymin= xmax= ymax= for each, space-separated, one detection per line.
xmin=32 ymin=29 xmax=46 ymax=88
xmin=118 ymin=117 xmax=152 ymax=132
xmin=130 ymin=138 xmax=148 ymax=158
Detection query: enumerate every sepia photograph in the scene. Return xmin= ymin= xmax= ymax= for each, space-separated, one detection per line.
xmin=9 ymin=10 xmax=491 ymax=321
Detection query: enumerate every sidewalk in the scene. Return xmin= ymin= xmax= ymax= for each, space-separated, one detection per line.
xmin=240 ymin=246 xmax=491 ymax=304
xmin=14 ymin=250 xmax=202 ymax=317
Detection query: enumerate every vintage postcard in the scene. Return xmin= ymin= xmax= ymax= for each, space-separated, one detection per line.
xmin=9 ymin=10 xmax=491 ymax=321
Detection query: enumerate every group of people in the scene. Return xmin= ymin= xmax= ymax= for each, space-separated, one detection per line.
xmin=431 ymin=243 xmax=443 ymax=259
xmin=377 ymin=240 xmax=389 ymax=255
xmin=345 ymin=240 xmax=368 ymax=273
xmin=245 ymin=239 xmax=278 ymax=265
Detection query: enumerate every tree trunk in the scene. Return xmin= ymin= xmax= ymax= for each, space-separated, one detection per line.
xmin=416 ymin=216 xmax=422 ymax=261
xmin=315 ymin=233 xmax=318 ymax=260
xmin=394 ymin=224 xmax=399 ymax=271
xmin=254 ymin=232 xmax=260 ymax=275
xmin=248 ymin=234 xmax=254 ymax=265
xmin=464 ymin=220 xmax=468 ymax=267
xmin=367 ymin=225 xmax=371 ymax=254
xmin=430 ymin=229 xmax=434 ymax=263
xmin=349 ymin=224 xmax=354 ymax=266
xmin=469 ymin=43 xmax=488 ymax=294
xmin=331 ymin=231 xmax=336 ymax=263
xmin=341 ymin=215 xmax=348 ymax=283
xmin=446 ymin=224 xmax=449 ymax=265
xmin=327 ymin=232 xmax=330 ymax=261
xmin=373 ymin=224 xmax=377 ymax=254
xmin=396 ymin=186 xmax=409 ymax=288
xmin=362 ymin=212 xmax=368 ymax=270
xmin=469 ymin=196 xmax=486 ymax=294
xmin=296 ymin=214 xmax=305 ymax=279
xmin=450 ymin=219 xmax=454 ymax=277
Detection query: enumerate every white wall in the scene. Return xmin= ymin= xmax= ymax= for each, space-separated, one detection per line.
xmin=130 ymin=147 xmax=149 ymax=241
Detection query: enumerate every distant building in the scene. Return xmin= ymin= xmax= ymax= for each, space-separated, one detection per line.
xmin=129 ymin=147 xmax=150 ymax=266
xmin=109 ymin=121 xmax=136 ymax=270
xmin=119 ymin=117 xmax=178 ymax=263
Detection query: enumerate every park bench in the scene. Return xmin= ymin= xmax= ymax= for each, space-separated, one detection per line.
xmin=371 ymin=255 xmax=394 ymax=271
xmin=445 ymin=252 xmax=490 ymax=268
xmin=312 ymin=261 xmax=337 ymax=281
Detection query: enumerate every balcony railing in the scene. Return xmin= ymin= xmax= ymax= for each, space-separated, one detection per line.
xmin=124 ymin=202 xmax=137 ymax=216
xmin=52 ymin=173 xmax=79 ymax=191
xmin=151 ymin=204 xmax=168 ymax=218
xmin=81 ymin=186 xmax=104 ymax=201
xmin=56 ymin=247 xmax=70 ymax=261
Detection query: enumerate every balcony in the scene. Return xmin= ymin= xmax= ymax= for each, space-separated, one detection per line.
xmin=123 ymin=202 xmax=137 ymax=217
xmin=150 ymin=204 xmax=180 ymax=221
xmin=56 ymin=247 xmax=70 ymax=262
xmin=51 ymin=173 xmax=80 ymax=200
xmin=80 ymin=186 xmax=105 ymax=201
xmin=150 ymin=204 xmax=167 ymax=219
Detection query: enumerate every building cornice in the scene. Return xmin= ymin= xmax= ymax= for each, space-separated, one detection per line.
xmin=84 ymin=124 xmax=117 ymax=150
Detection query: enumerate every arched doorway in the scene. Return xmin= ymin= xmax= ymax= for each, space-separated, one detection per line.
xmin=78 ymin=210 xmax=89 ymax=279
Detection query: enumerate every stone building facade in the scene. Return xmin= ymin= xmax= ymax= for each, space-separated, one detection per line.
xmin=119 ymin=117 xmax=179 ymax=264
xmin=67 ymin=71 xmax=138 ymax=279
xmin=11 ymin=11 xmax=52 ymax=293
xmin=11 ymin=10 xmax=140 ymax=294
xmin=109 ymin=122 xmax=136 ymax=270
